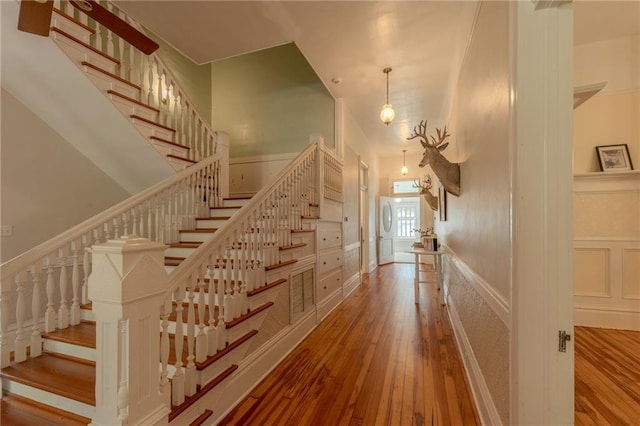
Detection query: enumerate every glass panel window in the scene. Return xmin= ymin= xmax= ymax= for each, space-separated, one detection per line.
xmin=393 ymin=179 xmax=419 ymax=194
xmin=396 ymin=204 xmax=418 ymax=238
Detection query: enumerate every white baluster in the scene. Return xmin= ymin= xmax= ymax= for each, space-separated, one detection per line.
xmin=57 ymin=249 xmax=69 ymax=329
xmin=160 ymin=305 xmax=170 ymax=395
xmin=14 ymin=272 xmax=27 ymax=362
xmin=206 ymin=267 xmax=218 ymax=356
xmin=44 ymin=257 xmax=57 ymax=332
xmin=172 ymin=287 xmax=185 ymax=406
xmin=196 ymin=276 xmax=206 ymax=363
xmin=0 ymin=287 xmax=10 ymax=368
xmin=82 ymin=234 xmax=92 ymax=304
xmin=30 ymin=264 xmax=43 ymax=358
xmin=185 ymin=284 xmax=196 ymax=396
xmin=70 ymin=242 xmax=81 ymax=325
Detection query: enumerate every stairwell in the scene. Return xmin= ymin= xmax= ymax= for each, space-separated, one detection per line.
xmin=1 ymin=1 xmax=344 ymax=424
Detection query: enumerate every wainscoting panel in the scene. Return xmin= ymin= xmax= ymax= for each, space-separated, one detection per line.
xmin=573 ymin=239 xmax=640 ymax=330
xmin=573 ymin=247 xmax=611 ymax=297
xmin=622 ymin=248 xmax=640 ymax=300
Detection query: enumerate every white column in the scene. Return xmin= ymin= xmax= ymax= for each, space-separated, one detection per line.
xmin=216 ymin=131 xmax=230 ymax=200
xmin=88 ymin=236 xmax=170 ymax=426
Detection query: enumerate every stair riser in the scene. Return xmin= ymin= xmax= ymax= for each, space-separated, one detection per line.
xmin=179 ymin=232 xmax=215 ymax=243
xmin=130 ymin=116 xmax=175 ymax=140
xmin=51 ymin=31 xmax=117 ymax=74
xmin=51 ymin=13 xmax=92 ymax=43
xmin=166 ymin=246 xmax=198 ymax=258
xmin=109 ymin=94 xmax=158 ymax=122
xmin=196 ymin=219 xmax=228 ymax=228
xmin=210 ymin=207 xmax=241 ymax=217
xmin=222 ymin=199 xmax=250 ymax=208
xmin=2 ymin=380 xmax=95 ymax=420
xmin=247 ymin=286 xmax=282 ymax=311
xmin=150 ymin=140 xmax=190 ymax=158
xmin=43 ymin=340 xmax=96 ymax=362
xmin=227 ymin=310 xmax=268 ymax=344
xmin=82 ymin=65 xmax=140 ymax=99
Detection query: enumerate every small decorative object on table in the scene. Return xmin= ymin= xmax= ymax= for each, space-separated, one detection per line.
xmin=596 ymin=144 xmax=634 ymax=172
xmin=413 ymin=228 xmax=438 ymax=251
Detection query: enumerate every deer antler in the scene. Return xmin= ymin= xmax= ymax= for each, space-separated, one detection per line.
xmin=412 ymin=175 xmax=433 ymax=191
xmin=429 ymin=126 xmax=450 ymax=146
xmin=407 ymin=120 xmax=429 ymax=146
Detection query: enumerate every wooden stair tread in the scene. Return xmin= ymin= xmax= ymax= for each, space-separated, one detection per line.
xmin=197 ymin=330 xmax=258 ymax=370
xmin=130 ymin=114 xmax=176 ymax=133
xmin=80 ymin=61 xmax=139 ymax=90
xmin=226 ymin=302 xmax=274 ymax=329
xmin=210 ymin=206 xmax=241 ymax=210
xmin=180 ymin=229 xmax=218 ymax=233
xmin=52 ymin=8 xmax=95 ymax=34
xmin=0 ymin=392 xmax=91 ymax=426
xmin=291 ymin=229 xmax=315 ymax=233
xmin=247 ymin=278 xmax=287 ymax=297
xmin=107 ymin=89 xmax=159 ymax=113
xmin=189 ymin=409 xmax=213 ymax=426
xmin=196 ymin=216 xmax=232 ymax=220
xmin=0 ymin=353 xmax=95 ymax=406
xmin=51 ymin=27 xmax=120 ymax=66
xmin=43 ymin=321 xmax=96 ymax=348
xmin=167 ymin=154 xmax=197 ymax=164
xmin=264 ymin=259 xmax=298 ymax=271
xmin=169 ymin=242 xmax=202 ymax=249
xmin=280 ymin=243 xmax=306 ymax=251
xmin=169 ymin=365 xmax=238 ymax=421
xmin=149 ymin=135 xmax=189 ymax=150
xmin=223 ymin=197 xmax=252 ymax=201
xmin=301 ymin=215 xmax=320 ymax=220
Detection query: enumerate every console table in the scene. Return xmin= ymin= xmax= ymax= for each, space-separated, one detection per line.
xmin=409 ymin=247 xmax=444 ymax=305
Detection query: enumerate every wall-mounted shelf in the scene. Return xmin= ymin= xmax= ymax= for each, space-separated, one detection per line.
xmin=574 ymin=170 xmax=640 ymax=192
xmin=574 ymin=82 xmax=607 ymax=109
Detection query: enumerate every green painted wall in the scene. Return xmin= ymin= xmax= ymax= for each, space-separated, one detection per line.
xmin=211 ymin=43 xmax=335 ymax=157
xmin=145 ymin=31 xmax=212 ymax=125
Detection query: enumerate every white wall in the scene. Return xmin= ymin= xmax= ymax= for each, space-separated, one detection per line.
xmin=438 ymin=2 xmax=511 ymax=423
xmin=1 ymin=89 xmax=130 ymax=262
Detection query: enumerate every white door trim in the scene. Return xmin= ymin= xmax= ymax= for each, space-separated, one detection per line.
xmin=509 ymin=2 xmax=574 ymax=424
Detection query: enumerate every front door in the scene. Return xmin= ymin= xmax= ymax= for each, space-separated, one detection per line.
xmin=378 ymin=196 xmax=394 ymax=265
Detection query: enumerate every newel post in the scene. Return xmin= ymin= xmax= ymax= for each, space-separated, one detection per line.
xmin=216 ymin=131 xmax=230 ymax=200
xmin=88 ymin=236 xmax=170 ymax=426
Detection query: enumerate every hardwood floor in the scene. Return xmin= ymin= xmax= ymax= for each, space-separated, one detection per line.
xmin=220 ymin=263 xmax=480 ymax=425
xmin=575 ymin=326 xmax=640 ymax=425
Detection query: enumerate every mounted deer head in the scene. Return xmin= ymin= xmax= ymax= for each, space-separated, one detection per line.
xmin=413 ymin=175 xmax=438 ymax=211
xmin=407 ymin=120 xmax=460 ymax=196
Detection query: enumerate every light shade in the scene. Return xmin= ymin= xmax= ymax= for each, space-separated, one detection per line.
xmin=400 ymin=149 xmax=408 ymax=175
xmin=401 ymin=165 xmax=408 ymax=175
xmin=380 ymin=104 xmax=395 ymax=125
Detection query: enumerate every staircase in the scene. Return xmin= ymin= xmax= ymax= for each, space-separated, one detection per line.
xmin=0 ymin=1 xmax=344 ymax=424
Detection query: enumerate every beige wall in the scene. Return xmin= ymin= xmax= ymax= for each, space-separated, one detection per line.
xmin=145 ymin=30 xmax=213 ymax=125
xmin=439 ymin=1 xmax=511 ymax=423
xmin=0 ymin=89 xmax=130 ymax=262
xmin=211 ymin=43 xmax=335 ymax=158
xmin=574 ymin=35 xmax=639 ymax=173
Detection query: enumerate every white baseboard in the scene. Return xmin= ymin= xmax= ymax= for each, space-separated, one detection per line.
xmin=342 ymin=272 xmax=360 ymax=298
xmin=447 ymin=297 xmax=502 ymax=426
xmin=574 ymin=305 xmax=640 ymax=331
xmin=317 ymin=288 xmax=343 ymax=321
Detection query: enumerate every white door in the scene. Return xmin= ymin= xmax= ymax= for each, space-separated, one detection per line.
xmin=378 ymin=196 xmax=394 ymax=265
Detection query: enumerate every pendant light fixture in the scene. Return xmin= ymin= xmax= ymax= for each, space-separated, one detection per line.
xmin=380 ymin=67 xmax=395 ymax=125
xmin=401 ymin=149 xmax=408 ymax=175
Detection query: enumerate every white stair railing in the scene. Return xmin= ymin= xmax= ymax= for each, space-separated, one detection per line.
xmin=161 ymin=142 xmax=322 ymax=406
xmin=54 ymin=0 xmax=217 ymax=161
xmin=0 ymin=152 xmax=224 ymax=368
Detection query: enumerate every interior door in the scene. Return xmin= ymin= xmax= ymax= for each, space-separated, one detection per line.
xmin=378 ymin=196 xmax=394 ymax=265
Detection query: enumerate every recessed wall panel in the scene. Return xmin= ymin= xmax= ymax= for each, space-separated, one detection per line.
xmin=574 ymin=248 xmax=610 ymax=297
xmin=622 ymin=248 xmax=640 ymax=299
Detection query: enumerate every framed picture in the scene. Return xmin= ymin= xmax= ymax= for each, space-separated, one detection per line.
xmin=438 ymin=186 xmax=447 ymax=221
xmin=596 ymin=144 xmax=634 ymax=172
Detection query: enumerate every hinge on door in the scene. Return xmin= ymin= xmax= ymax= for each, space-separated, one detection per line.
xmin=558 ymin=330 xmax=571 ymax=352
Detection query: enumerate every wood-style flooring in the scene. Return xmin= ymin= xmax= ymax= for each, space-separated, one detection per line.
xmin=575 ymin=325 xmax=640 ymax=425
xmin=220 ymin=263 xmax=480 ymax=425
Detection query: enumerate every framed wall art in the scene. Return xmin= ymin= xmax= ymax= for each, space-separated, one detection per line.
xmin=596 ymin=144 xmax=634 ymax=172
xmin=438 ymin=186 xmax=447 ymax=221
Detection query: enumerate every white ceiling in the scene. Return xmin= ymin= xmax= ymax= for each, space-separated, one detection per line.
xmin=115 ymin=1 xmax=640 ymax=157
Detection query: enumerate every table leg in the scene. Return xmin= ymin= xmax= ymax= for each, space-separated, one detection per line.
xmin=414 ymin=252 xmax=419 ymax=304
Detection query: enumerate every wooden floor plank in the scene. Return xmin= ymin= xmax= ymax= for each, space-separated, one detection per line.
xmin=219 ymin=263 xmax=480 ymax=425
